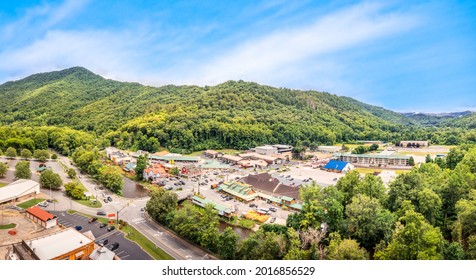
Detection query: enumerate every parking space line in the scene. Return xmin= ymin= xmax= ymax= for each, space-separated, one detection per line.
xmin=121 ymin=255 xmax=130 ymax=259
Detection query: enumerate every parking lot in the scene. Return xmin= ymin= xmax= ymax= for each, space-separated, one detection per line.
xmin=51 ymin=211 xmax=153 ymax=260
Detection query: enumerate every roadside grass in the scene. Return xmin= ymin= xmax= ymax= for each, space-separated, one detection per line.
xmin=0 ymin=182 xmax=7 ymax=188
xmin=121 ymin=224 xmax=174 ymax=260
xmin=0 ymin=223 xmax=16 ymax=230
xmin=75 ymin=199 xmax=102 ymax=208
xmin=17 ymin=198 xmax=45 ymax=209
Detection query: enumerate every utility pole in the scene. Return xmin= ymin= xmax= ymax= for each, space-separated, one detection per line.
xmin=117 ymin=202 xmax=130 ymax=226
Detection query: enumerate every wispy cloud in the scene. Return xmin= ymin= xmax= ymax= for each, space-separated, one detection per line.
xmin=180 ymin=2 xmax=419 ymax=87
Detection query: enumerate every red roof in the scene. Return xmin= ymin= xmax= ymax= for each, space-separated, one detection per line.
xmin=26 ymin=206 xmax=56 ymax=222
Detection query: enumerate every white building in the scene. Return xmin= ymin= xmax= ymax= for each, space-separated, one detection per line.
xmin=255 ymin=145 xmax=278 ymax=156
xmin=0 ymin=179 xmax=40 ymax=204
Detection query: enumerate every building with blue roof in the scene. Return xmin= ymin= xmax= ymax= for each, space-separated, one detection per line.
xmin=322 ymin=160 xmax=354 ymax=173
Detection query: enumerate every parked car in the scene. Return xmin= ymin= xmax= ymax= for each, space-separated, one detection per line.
xmin=102 ymin=193 xmax=107 ymax=198
xmin=46 ymin=199 xmax=53 ymax=203
xmin=38 ymin=201 xmax=48 ymax=207
xmin=107 ymin=196 xmax=112 ymax=202
xmin=97 ymin=210 xmax=106 ymax=216
xmin=140 ymin=207 xmax=145 ymax=212
xmin=99 ymin=223 xmax=108 ymax=228
xmin=179 ymin=181 xmax=185 ymax=185
xmin=74 ymin=225 xmax=82 ymax=231
xmin=88 ymin=217 xmax=98 ymax=223
xmin=107 ymin=226 xmax=115 ymax=232
xmin=269 ymin=207 xmax=277 ymax=212
xmin=103 ymin=199 xmax=109 ymax=203
xmin=96 ymin=239 xmax=108 ymax=246
xmin=270 ymin=217 xmax=276 ymax=223
xmin=164 ymin=186 xmax=173 ymax=190
xmin=249 ymin=203 xmax=257 ymax=208
xmin=110 ymin=242 xmax=120 ymax=251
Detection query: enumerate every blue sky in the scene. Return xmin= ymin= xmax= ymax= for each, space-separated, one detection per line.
xmin=0 ymin=0 xmax=475 ymax=112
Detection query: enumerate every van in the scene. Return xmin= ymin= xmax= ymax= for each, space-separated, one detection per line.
xmin=259 ymin=208 xmax=269 ymax=214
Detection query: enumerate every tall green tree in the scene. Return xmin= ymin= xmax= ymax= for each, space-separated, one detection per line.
xmin=33 ymin=149 xmax=50 ymax=161
xmin=345 ymin=194 xmax=395 ymax=251
xmin=98 ymin=166 xmax=124 ymax=194
xmin=325 ymin=232 xmax=369 ymax=260
xmin=387 ymin=171 xmax=423 ymax=211
xmin=355 ymin=174 xmax=387 ymax=204
xmin=135 ymin=154 xmax=148 ymax=180
xmin=0 ymin=162 xmax=8 ymax=177
xmin=417 ymin=188 xmax=442 ymax=226
xmin=5 ymin=147 xmax=17 ymax=158
xmin=218 ymin=227 xmax=240 ymax=260
xmin=20 ymin=148 xmax=32 ymax=159
xmin=39 ymin=170 xmax=63 ymax=190
xmin=14 ymin=161 xmax=31 ymax=179
xmin=67 ymin=168 xmax=76 ymax=178
xmin=146 ymin=188 xmax=178 ymax=225
xmin=374 ymin=209 xmax=444 ymax=260
xmin=283 ymin=228 xmax=304 ymax=260
xmin=336 ymin=170 xmax=361 ymax=206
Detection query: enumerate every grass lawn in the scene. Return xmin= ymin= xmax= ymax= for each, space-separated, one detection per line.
xmin=0 ymin=182 xmax=7 ymax=188
xmin=355 ymin=168 xmax=384 ymax=175
xmin=17 ymin=198 xmax=45 ymax=209
xmin=75 ymin=198 xmax=102 ymax=208
xmin=121 ymin=224 xmax=174 ymax=260
xmin=396 ymin=170 xmax=411 ymax=175
xmin=0 ymin=223 xmax=16 ymax=230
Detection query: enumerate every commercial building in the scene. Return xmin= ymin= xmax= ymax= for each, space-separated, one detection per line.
xmin=217 ymin=181 xmax=258 ymax=202
xmin=220 ymin=154 xmax=243 ymax=165
xmin=191 ymin=195 xmax=233 ymax=217
xmin=25 ymin=206 xmax=57 ymax=229
xmin=255 ymin=146 xmax=278 ymax=156
xmin=10 ymin=228 xmax=95 ymax=260
xmin=322 ymin=160 xmax=354 ymax=173
xmin=0 ymin=179 xmax=40 ymax=205
xmin=203 ymin=150 xmax=224 ymax=158
xmin=316 ymin=146 xmax=341 ymax=153
xmin=335 ymin=153 xmax=410 ymax=167
xmin=400 ymin=141 xmax=429 ymax=148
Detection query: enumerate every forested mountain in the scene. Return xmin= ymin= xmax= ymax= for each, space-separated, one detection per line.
xmin=0 ymin=67 xmax=474 ymax=152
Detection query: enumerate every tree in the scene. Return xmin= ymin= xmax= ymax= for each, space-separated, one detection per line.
xmin=408 ymin=156 xmax=415 ymax=166
xmin=387 ymin=171 xmax=423 ymax=212
xmin=466 ymin=235 xmax=476 ymax=260
xmin=455 ymin=190 xmax=476 ymax=240
xmin=425 ymin=154 xmax=433 ymax=163
xmin=198 ymin=204 xmax=220 ymax=252
xmin=98 ymin=166 xmax=124 ymax=194
xmin=146 ymin=188 xmax=178 ymax=225
xmin=5 ymin=147 xmax=17 ymax=158
xmin=443 ymin=241 xmax=465 ymax=260
xmin=169 ymin=166 xmax=180 ymax=176
xmin=345 ymin=194 xmax=395 ymax=251
xmin=218 ymin=227 xmax=240 ymax=259
xmin=20 ymin=148 xmax=32 ymax=159
xmin=67 ymin=168 xmax=76 ymax=179
xmin=446 ymin=147 xmax=465 ymax=170
xmin=355 ymin=174 xmax=387 ymax=204
xmin=374 ymin=209 xmax=444 ymax=260
xmin=14 ymin=161 xmax=31 ymax=179
xmin=0 ymin=162 xmax=8 ymax=178
xmin=51 ymin=153 xmax=58 ymax=160
xmin=336 ymin=170 xmax=361 ymax=206
xmin=283 ymin=228 xmax=304 ymax=260
xmin=33 ymin=149 xmax=50 ymax=161
xmin=325 ymin=232 xmax=368 ymax=260
xmin=64 ymin=182 xmax=84 ymax=199
xmin=416 ymin=188 xmax=442 ymax=226
xmin=135 ymin=154 xmax=148 ymax=180
xmin=40 ymin=170 xmax=63 ymax=190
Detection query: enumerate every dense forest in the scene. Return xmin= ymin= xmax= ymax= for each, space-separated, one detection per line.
xmin=1 ymin=67 xmax=475 ymax=153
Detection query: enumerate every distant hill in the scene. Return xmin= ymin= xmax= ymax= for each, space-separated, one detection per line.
xmin=0 ymin=67 xmax=470 ymax=151
xmin=403 ymin=111 xmax=474 ymax=126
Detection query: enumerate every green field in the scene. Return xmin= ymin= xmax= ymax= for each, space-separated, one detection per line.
xmin=0 ymin=182 xmax=7 ymax=188
xmin=17 ymin=198 xmax=45 ymax=209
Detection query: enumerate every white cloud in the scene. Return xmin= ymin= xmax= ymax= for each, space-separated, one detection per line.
xmin=179 ymin=2 xmax=419 ymax=87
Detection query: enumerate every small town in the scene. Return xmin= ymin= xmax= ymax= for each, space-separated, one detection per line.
xmin=0 ymin=140 xmax=448 ymax=260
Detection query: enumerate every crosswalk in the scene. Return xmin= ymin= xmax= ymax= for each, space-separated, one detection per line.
xmin=131 ymin=217 xmax=146 ymax=224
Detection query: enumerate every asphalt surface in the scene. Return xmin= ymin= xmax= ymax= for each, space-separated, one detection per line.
xmin=51 ymin=211 xmax=153 ymax=260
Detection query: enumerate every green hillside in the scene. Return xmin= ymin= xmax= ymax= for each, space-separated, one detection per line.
xmin=0 ymin=67 xmax=474 ymax=151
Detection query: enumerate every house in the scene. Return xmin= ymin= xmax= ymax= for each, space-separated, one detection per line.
xmin=322 ymin=160 xmax=354 ymax=173
xmin=143 ymin=164 xmax=168 ymax=182
xmin=254 ymin=145 xmax=278 ymax=156
xmin=220 ymin=155 xmax=242 ymax=165
xmin=242 ymin=172 xmax=301 ymax=200
xmin=123 ymin=162 xmax=136 ymax=174
xmin=238 ymin=159 xmax=268 ymax=169
xmin=25 ymin=206 xmax=57 ymax=229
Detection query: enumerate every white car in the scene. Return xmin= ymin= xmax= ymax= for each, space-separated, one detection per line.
xmin=38 ymin=201 xmax=48 ymax=207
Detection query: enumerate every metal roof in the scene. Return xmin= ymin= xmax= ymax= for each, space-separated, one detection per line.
xmin=323 ymin=160 xmax=350 ymax=171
